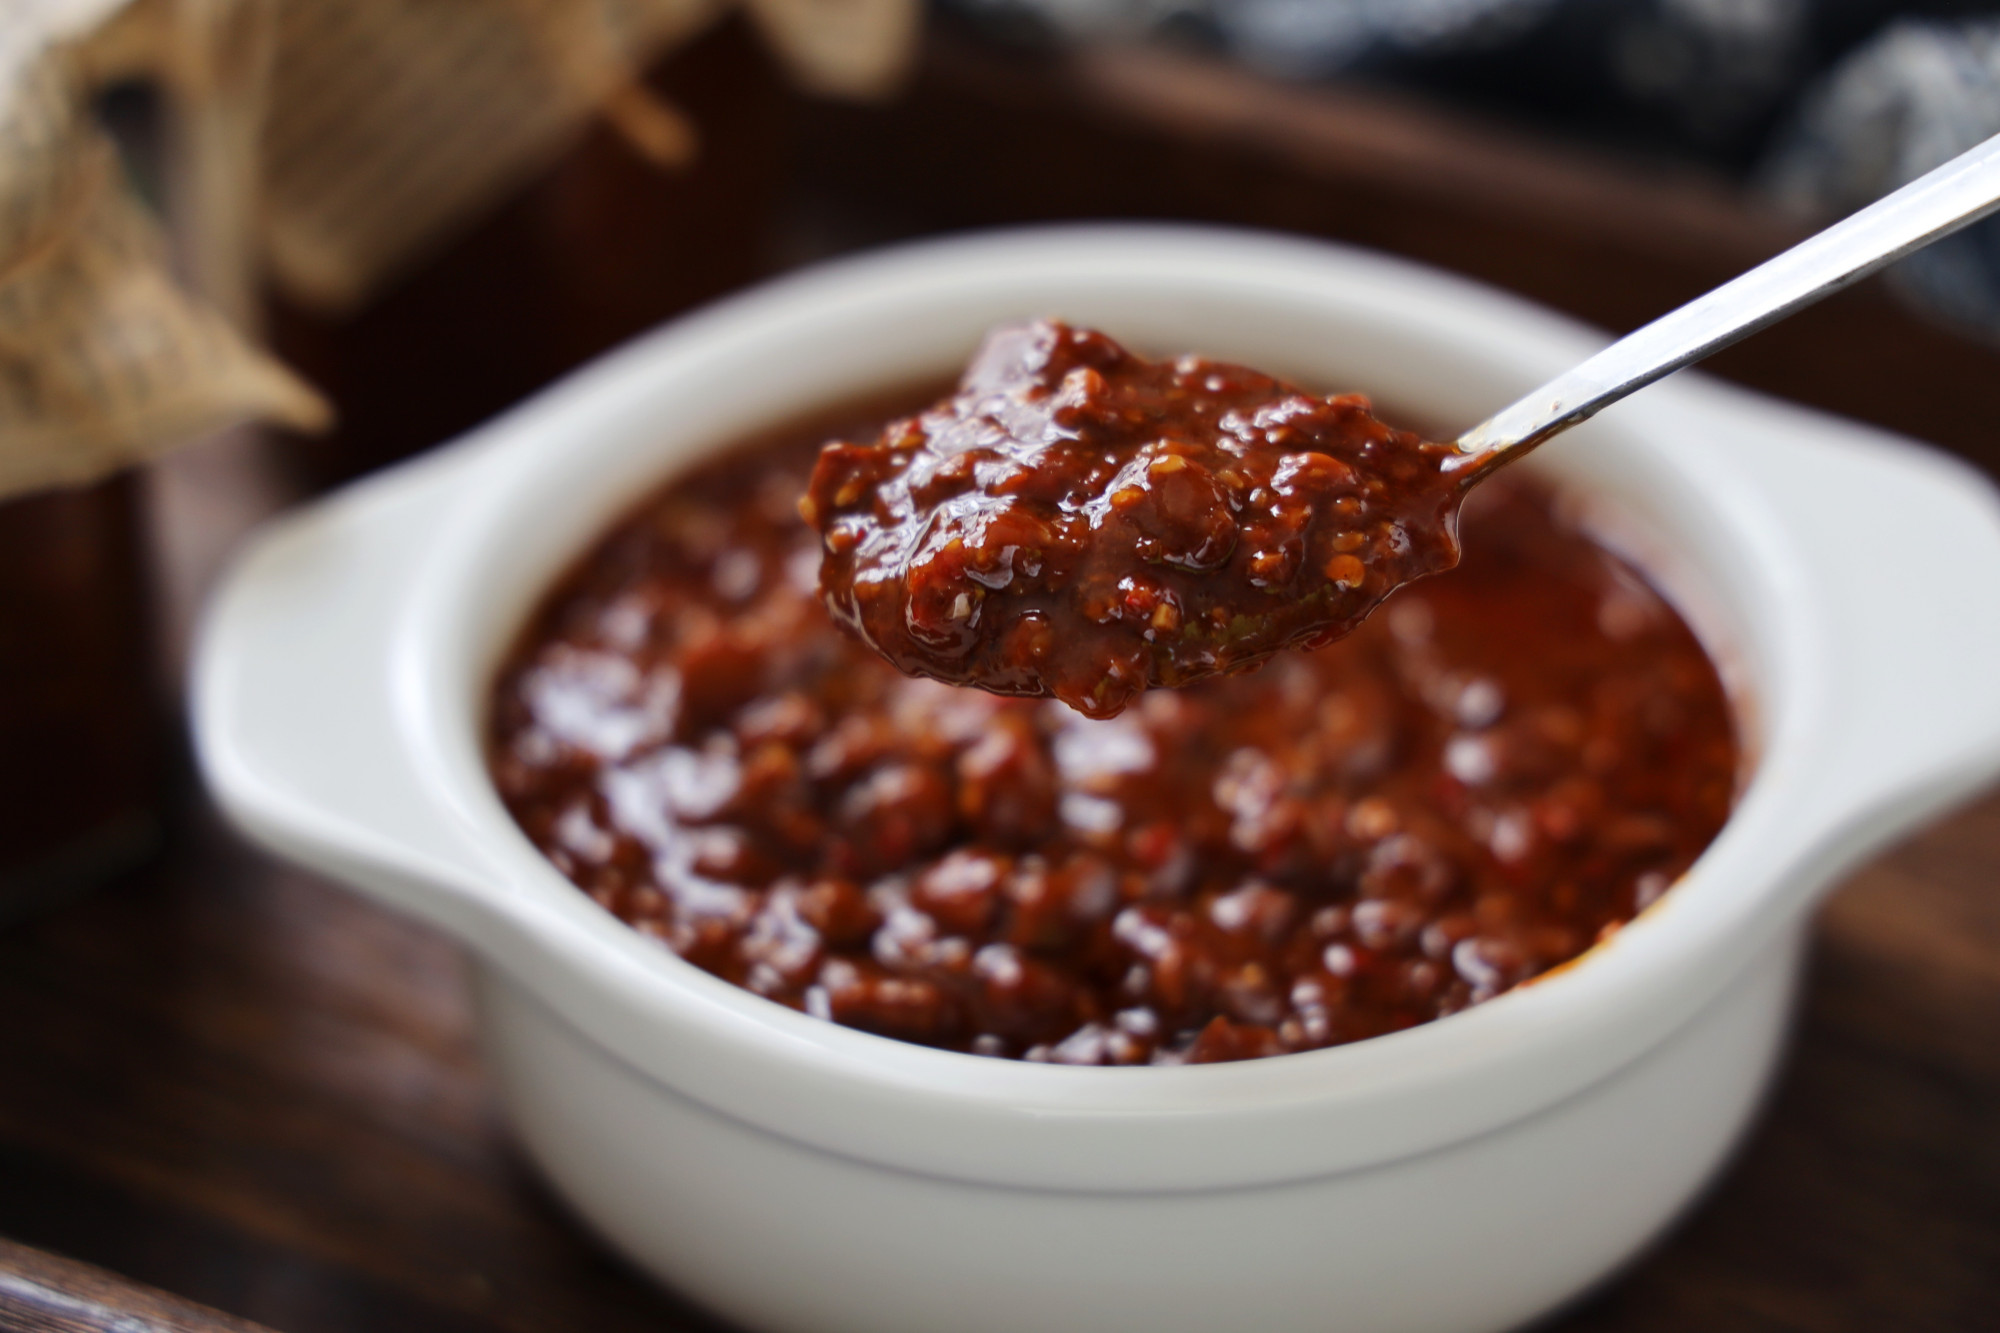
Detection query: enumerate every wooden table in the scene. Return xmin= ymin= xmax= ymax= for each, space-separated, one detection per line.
xmin=3 ymin=31 xmax=1998 ymax=1333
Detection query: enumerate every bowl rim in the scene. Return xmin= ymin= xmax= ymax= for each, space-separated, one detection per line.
xmin=200 ymin=223 xmax=2000 ymax=1191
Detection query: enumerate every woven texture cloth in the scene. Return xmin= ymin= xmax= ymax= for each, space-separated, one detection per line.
xmin=0 ymin=0 xmax=918 ymax=500
xmin=0 ymin=0 xmax=325 ymax=502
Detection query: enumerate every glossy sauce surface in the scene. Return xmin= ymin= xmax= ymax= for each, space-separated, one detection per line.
xmin=490 ymin=395 xmax=1738 ymax=1064
xmin=803 ymin=321 xmax=1463 ymax=718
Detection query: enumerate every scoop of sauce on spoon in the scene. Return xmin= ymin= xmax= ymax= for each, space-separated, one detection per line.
xmin=806 ymin=133 xmax=2000 ymax=714
xmin=802 ymin=320 xmax=1464 ymax=718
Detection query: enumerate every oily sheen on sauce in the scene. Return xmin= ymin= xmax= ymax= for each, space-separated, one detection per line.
xmin=488 ymin=377 xmax=1737 ymax=1065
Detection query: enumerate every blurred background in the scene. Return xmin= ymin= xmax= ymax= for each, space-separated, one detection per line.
xmin=2 ymin=2 xmax=1998 ymax=1330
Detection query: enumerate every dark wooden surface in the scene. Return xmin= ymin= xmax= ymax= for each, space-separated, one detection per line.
xmin=4 ymin=31 xmax=2000 ymax=1333
xmin=0 ymin=475 xmax=161 ymax=921
xmin=0 ymin=1236 xmax=272 ymax=1333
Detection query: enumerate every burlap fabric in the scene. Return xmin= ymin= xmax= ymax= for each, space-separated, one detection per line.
xmin=0 ymin=0 xmax=326 ymax=501
xmin=0 ymin=0 xmax=917 ymax=501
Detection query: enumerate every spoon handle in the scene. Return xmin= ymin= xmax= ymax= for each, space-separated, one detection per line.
xmin=1453 ymin=131 xmax=2000 ymax=465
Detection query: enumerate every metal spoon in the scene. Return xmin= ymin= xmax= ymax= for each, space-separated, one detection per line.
xmin=1451 ymin=131 xmax=2000 ymax=470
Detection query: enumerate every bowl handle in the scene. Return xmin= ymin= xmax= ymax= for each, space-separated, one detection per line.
xmin=1725 ymin=390 xmax=2000 ymax=900
xmin=192 ymin=447 xmax=501 ymax=940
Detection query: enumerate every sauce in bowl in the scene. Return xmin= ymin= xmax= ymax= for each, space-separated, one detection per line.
xmin=489 ymin=381 xmax=1737 ymax=1064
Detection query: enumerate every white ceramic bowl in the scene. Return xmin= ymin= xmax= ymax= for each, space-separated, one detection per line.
xmin=194 ymin=227 xmax=2000 ymax=1333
